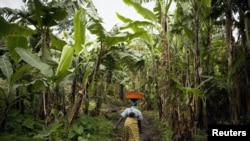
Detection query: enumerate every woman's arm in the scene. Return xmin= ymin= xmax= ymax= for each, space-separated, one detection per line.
xmin=138 ymin=120 xmax=142 ymax=133
xmin=114 ymin=117 xmax=124 ymax=129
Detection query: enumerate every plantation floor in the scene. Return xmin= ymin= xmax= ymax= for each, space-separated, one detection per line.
xmin=139 ymin=111 xmax=164 ymax=141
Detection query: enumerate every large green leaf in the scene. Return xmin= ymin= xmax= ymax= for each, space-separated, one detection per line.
xmin=51 ymin=35 xmax=67 ymax=51
xmin=179 ymin=86 xmax=205 ymax=100
xmin=7 ymin=36 xmax=28 ymax=64
xmin=32 ymin=0 xmax=44 ymax=28
xmin=183 ymin=25 xmax=194 ymax=39
xmin=73 ymin=8 xmax=86 ymax=55
xmin=18 ymin=0 xmax=67 ymax=28
xmin=116 ymin=13 xmax=152 ymax=41
xmin=15 ymin=48 xmax=53 ymax=77
xmin=106 ymin=32 xmax=130 ymax=46
xmin=106 ymin=31 xmax=146 ymax=47
xmin=123 ymin=0 xmax=157 ymax=22
xmin=55 ymin=45 xmax=74 ymax=77
xmin=0 ymin=17 xmax=34 ymax=37
xmin=84 ymin=0 xmax=105 ymax=39
xmin=202 ymin=0 xmax=211 ymax=7
xmin=116 ymin=13 xmax=133 ymax=23
xmin=34 ymin=121 xmax=62 ymax=139
xmin=153 ymin=0 xmax=162 ymax=23
xmin=117 ymin=13 xmax=153 ymax=29
xmin=42 ymin=3 xmax=68 ymax=26
xmin=73 ymin=125 xmax=84 ymax=135
xmin=86 ymin=17 xmax=105 ymax=39
xmin=10 ymin=64 xmax=32 ymax=85
xmin=171 ymin=74 xmax=205 ymax=100
xmin=0 ymin=57 xmax=13 ymax=83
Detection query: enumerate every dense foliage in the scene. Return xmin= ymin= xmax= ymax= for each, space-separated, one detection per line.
xmin=0 ymin=0 xmax=250 ymax=140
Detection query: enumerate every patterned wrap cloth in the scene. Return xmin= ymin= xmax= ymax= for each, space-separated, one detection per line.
xmin=123 ymin=117 xmax=139 ymax=141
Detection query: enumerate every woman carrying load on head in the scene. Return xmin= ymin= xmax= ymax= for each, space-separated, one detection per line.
xmin=114 ymin=99 xmax=143 ymax=141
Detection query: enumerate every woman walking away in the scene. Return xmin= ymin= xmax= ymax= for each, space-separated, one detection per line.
xmin=114 ymin=99 xmax=143 ymax=141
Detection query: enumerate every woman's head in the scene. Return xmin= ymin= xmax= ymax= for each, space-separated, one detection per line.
xmin=130 ymin=99 xmax=138 ymax=106
xmin=128 ymin=112 xmax=136 ymax=117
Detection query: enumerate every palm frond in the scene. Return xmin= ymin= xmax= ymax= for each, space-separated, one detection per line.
xmin=0 ymin=7 xmax=22 ymax=22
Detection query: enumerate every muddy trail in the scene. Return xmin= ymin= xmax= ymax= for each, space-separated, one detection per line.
xmin=107 ymin=106 xmax=164 ymax=141
xmin=139 ymin=111 xmax=163 ymax=141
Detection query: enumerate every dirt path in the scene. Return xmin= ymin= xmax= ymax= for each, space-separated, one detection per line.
xmin=140 ymin=111 xmax=163 ymax=141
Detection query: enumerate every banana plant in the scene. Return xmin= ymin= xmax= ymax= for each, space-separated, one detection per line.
xmin=64 ymin=0 xmax=150 ymax=128
xmin=0 ymin=15 xmax=36 ymax=131
xmin=118 ymin=0 xmax=175 ymax=111
xmin=0 ymin=0 xmax=74 ymax=131
xmin=117 ymin=1 xmax=211 ymax=140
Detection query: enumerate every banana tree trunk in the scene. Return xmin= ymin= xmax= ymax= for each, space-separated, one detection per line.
xmin=159 ymin=11 xmax=171 ymax=120
xmin=225 ymin=0 xmax=240 ymax=125
xmin=245 ymin=0 xmax=250 ymax=115
xmin=64 ymin=43 xmax=104 ymax=129
xmin=203 ymin=15 xmax=212 ymax=131
xmin=193 ymin=6 xmax=206 ymax=130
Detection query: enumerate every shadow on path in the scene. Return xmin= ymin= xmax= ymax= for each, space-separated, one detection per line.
xmin=140 ymin=111 xmax=163 ymax=141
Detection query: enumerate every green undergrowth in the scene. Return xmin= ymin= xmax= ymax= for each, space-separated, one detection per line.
xmin=0 ymin=111 xmax=114 ymax=141
xmin=146 ymin=111 xmax=173 ymax=141
xmin=193 ymin=129 xmax=207 ymax=141
xmin=147 ymin=111 xmax=207 ymax=141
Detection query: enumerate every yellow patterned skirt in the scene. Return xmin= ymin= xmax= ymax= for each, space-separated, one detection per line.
xmin=122 ymin=117 xmax=139 ymax=141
